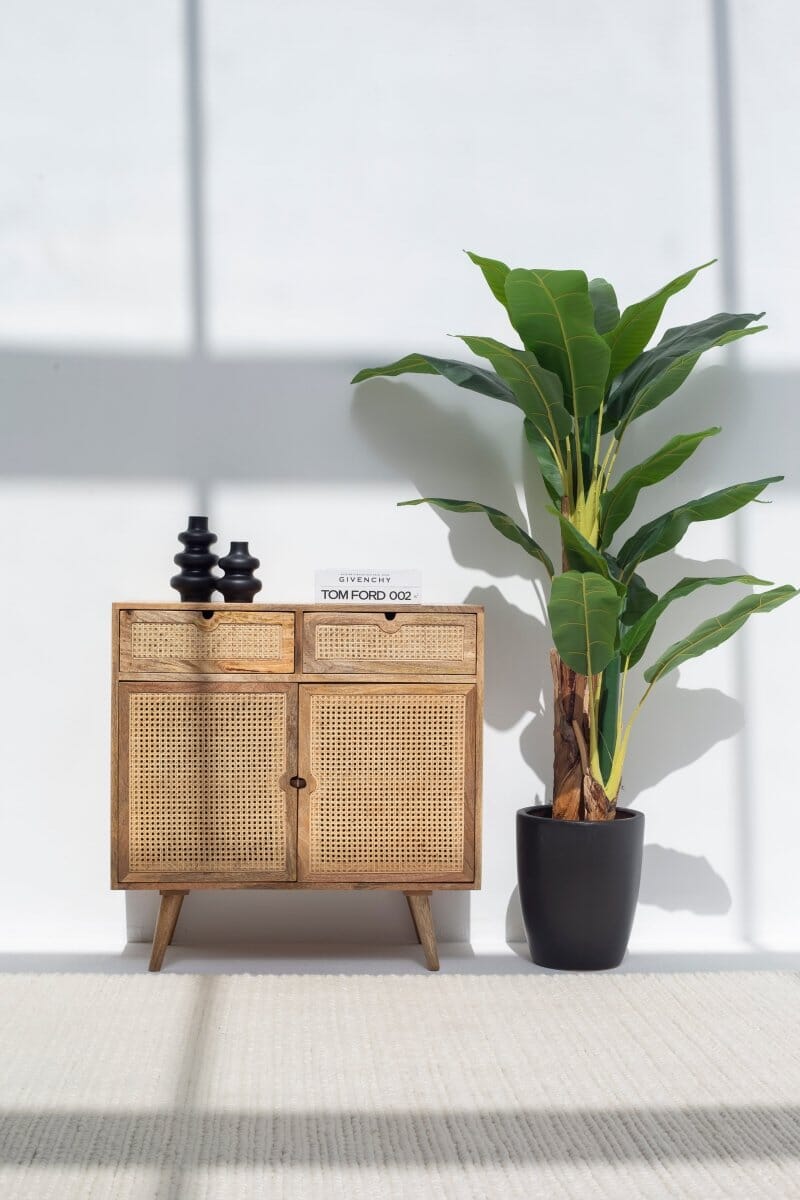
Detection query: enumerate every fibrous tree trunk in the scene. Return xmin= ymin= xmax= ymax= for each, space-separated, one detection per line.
xmin=550 ymin=650 xmax=614 ymax=821
xmin=550 ymin=650 xmax=586 ymax=820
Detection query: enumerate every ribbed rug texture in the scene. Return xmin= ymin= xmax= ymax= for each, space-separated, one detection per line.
xmin=1 ymin=971 xmax=799 ymax=1198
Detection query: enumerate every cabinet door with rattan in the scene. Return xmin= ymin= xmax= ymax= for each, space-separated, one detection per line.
xmin=116 ymin=682 xmax=297 ymax=884
xmin=297 ymin=684 xmax=476 ymax=884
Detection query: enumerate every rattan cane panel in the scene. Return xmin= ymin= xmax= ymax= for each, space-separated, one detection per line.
xmin=314 ymin=623 xmax=465 ymax=663
xmin=307 ymin=692 xmax=466 ymax=875
xmin=131 ymin=621 xmax=283 ymax=665
xmin=128 ymin=691 xmax=288 ymax=874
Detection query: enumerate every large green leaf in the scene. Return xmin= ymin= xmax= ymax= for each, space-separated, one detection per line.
xmin=643 ymin=585 xmax=798 ymax=685
xmin=548 ymin=571 xmax=623 ymax=676
xmin=604 ymin=260 xmax=715 ymax=381
xmin=524 ymin=419 xmax=563 ymax=503
xmin=605 ymin=315 xmax=766 ymax=435
xmin=600 ymin=428 xmax=720 ymax=546
xmin=352 ymin=353 xmax=513 ymax=401
xmin=588 ymin=278 xmax=620 ymax=335
xmin=466 ymin=251 xmax=510 ymax=308
xmin=398 ymin=497 xmax=555 ymax=578
xmin=504 ymin=269 xmax=611 ymax=416
xmin=616 ymin=476 xmax=782 ymax=575
xmin=459 ymin=336 xmax=572 ymax=450
xmin=621 ymin=574 xmax=771 ymax=668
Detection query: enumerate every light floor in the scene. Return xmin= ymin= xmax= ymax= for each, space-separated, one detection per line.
xmin=1 ymin=955 xmax=799 ymax=1198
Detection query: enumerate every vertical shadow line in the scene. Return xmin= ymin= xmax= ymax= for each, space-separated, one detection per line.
xmin=183 ymin=0 xmax=211 ymax=515
xmin=184 ymin=0 xmax=207 ymax=356
xmin=711 ymin=0 xmax=755 ymax=945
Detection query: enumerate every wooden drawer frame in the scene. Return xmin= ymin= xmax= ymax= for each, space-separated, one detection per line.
xmin=111 ymin=602 xmax=483 ymax=971
xmin=302 ymin=610 xmax=477 ymax=674
xmin=119 ymin=608 xmax=295 ymax=676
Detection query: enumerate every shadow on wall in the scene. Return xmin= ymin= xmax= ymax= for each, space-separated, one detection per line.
xmin=2 ymin=349 xmax=798 ymax=946
xmin=353 ymin=370 xmax=796 ymax=939
xmin=505 ymin=843 xmax=732 ymax=946
xmin=3 ymin=0 xmax=795 ymax=953
xmin=639 ymin=846 xmax=732 ymax=914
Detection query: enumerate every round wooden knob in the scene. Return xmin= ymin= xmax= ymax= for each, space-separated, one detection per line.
xmin=289 ymin=776 xmax=307 ymax=789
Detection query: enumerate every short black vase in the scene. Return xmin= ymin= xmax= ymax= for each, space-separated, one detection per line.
xmin=217 ymin=541 xmax=262 ymax=603
xmin=516 ymin=805 xmax=644 ymax=970
xmin=170 ymin=515 xmax=219 ymax=602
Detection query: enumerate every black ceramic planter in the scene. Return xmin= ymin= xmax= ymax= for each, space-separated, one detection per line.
xmin=517 ymin=804 xmax=644 ymax=970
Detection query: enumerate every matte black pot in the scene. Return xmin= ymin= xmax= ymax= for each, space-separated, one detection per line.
xmin=517 ymin=804 xmax=644 ymax=970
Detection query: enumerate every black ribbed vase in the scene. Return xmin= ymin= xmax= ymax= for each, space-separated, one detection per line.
xmin=170 ymin=515 xmax=219 ymax=602
xmin=217 ymin=541 xmax=262 ymax=603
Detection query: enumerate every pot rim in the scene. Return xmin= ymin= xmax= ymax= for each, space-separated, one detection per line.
xmin=517 ymin=803 xmax=643 ymax=824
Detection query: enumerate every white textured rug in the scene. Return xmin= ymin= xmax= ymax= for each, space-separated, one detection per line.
xmin=1 ymin=971 xmax=799 ymax=1199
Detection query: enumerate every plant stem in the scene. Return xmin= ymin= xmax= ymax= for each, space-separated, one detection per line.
xmin=573 ymin=421 xmax=584 ymax=502
xmin=564 ymin=438 xmax=574 ymax=509
xmin=601 ymin=436 xmax=620 ymax=483
xmin=587 ymin=669 xmax=601 ymax=778
xmin=616 ymin=657 xmax=630 ymax=746
xmin=593 ymin=398 xmax=605 ymax=479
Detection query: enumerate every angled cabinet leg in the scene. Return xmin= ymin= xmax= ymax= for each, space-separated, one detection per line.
xmin=149 ymin=891 xmax=187 ymax=972
xmin=404 ymin=891 xmax=439 ymax=971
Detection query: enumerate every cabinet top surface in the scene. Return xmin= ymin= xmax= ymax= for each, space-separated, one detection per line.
xmin=114 ymin=602 xmax=484 ymax=613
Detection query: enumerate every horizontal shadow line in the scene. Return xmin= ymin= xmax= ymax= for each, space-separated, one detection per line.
xmin=2 ymin=1105 xmax=798 ymax=1166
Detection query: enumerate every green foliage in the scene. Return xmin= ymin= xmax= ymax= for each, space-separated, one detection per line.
xmin=643 ymin=586 xmax=798 ymax=685
xmin=466 ymin=251 xmax=510 ymax=308
xmin=620 ymin=570 xmax=658 ymax=627
xmin=398 ymin=497 xmax=555 ymax=578
xmin=554 ymin=511 xmax=615 ymax=579
xmin=603 ymin=260 xmax=714 ymax=380
xmin=458 ymin=336 xmax=572 ymax=450
xmin=504 ymin=269 xmax=611 ymax=418
xmin=351 ymin=353 xmax=514 ymax=401
xmin=524 ymin=419 xmax=564 ymax=503
xmin=605 ymin=315 xmax=766 ymax=436
xmin=548 ymin=571 xmax=622 ymax=677
xmin=616 ymin=476 xmax=781 ymax=574
xmin=620 ymin=574 xmax=772 ymax=668
xmin=353 ymin=252 xmax=796 ymax=805
xmin=600 ymin=429 xmax=720 ymax=547
xmin=588 ymin=278 xmax=620 ymax=335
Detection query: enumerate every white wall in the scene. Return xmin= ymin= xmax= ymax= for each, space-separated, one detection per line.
xmin=1 ymin=0 xmax=798 ymax=954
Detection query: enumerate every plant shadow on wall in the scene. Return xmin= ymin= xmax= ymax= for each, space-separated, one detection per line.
xmin=354 ymin=376 xmax=744 ymax=928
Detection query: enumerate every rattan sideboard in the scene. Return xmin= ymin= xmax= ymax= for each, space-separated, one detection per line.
xmin=111 ymin=603 xmax=483 ymax=970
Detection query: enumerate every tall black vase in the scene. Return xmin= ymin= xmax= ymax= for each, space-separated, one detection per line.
xmin=170 ymin=516 xmax=219 ymax=602
xmin=217 ymin=541 xmax=262 ymax=603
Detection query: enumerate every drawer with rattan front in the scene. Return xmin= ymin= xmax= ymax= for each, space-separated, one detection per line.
xmin=302 ymin=611 xmax=477 ymax=674
xmin=119 ymin=609 xmax=295 ymax=675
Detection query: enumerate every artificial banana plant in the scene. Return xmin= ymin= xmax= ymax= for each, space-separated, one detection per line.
xmin=352 ymin=256 xmax=797 ymax=820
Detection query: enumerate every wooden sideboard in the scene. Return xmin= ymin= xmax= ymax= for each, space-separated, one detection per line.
xmin=111 ymin=603 xmax=483 ymax=970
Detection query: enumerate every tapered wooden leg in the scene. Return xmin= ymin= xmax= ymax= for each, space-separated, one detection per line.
xmin=405 ymin=891 xmax=439 ymax=971
xmin=149 ymin=891 xmax=187 ymax=972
